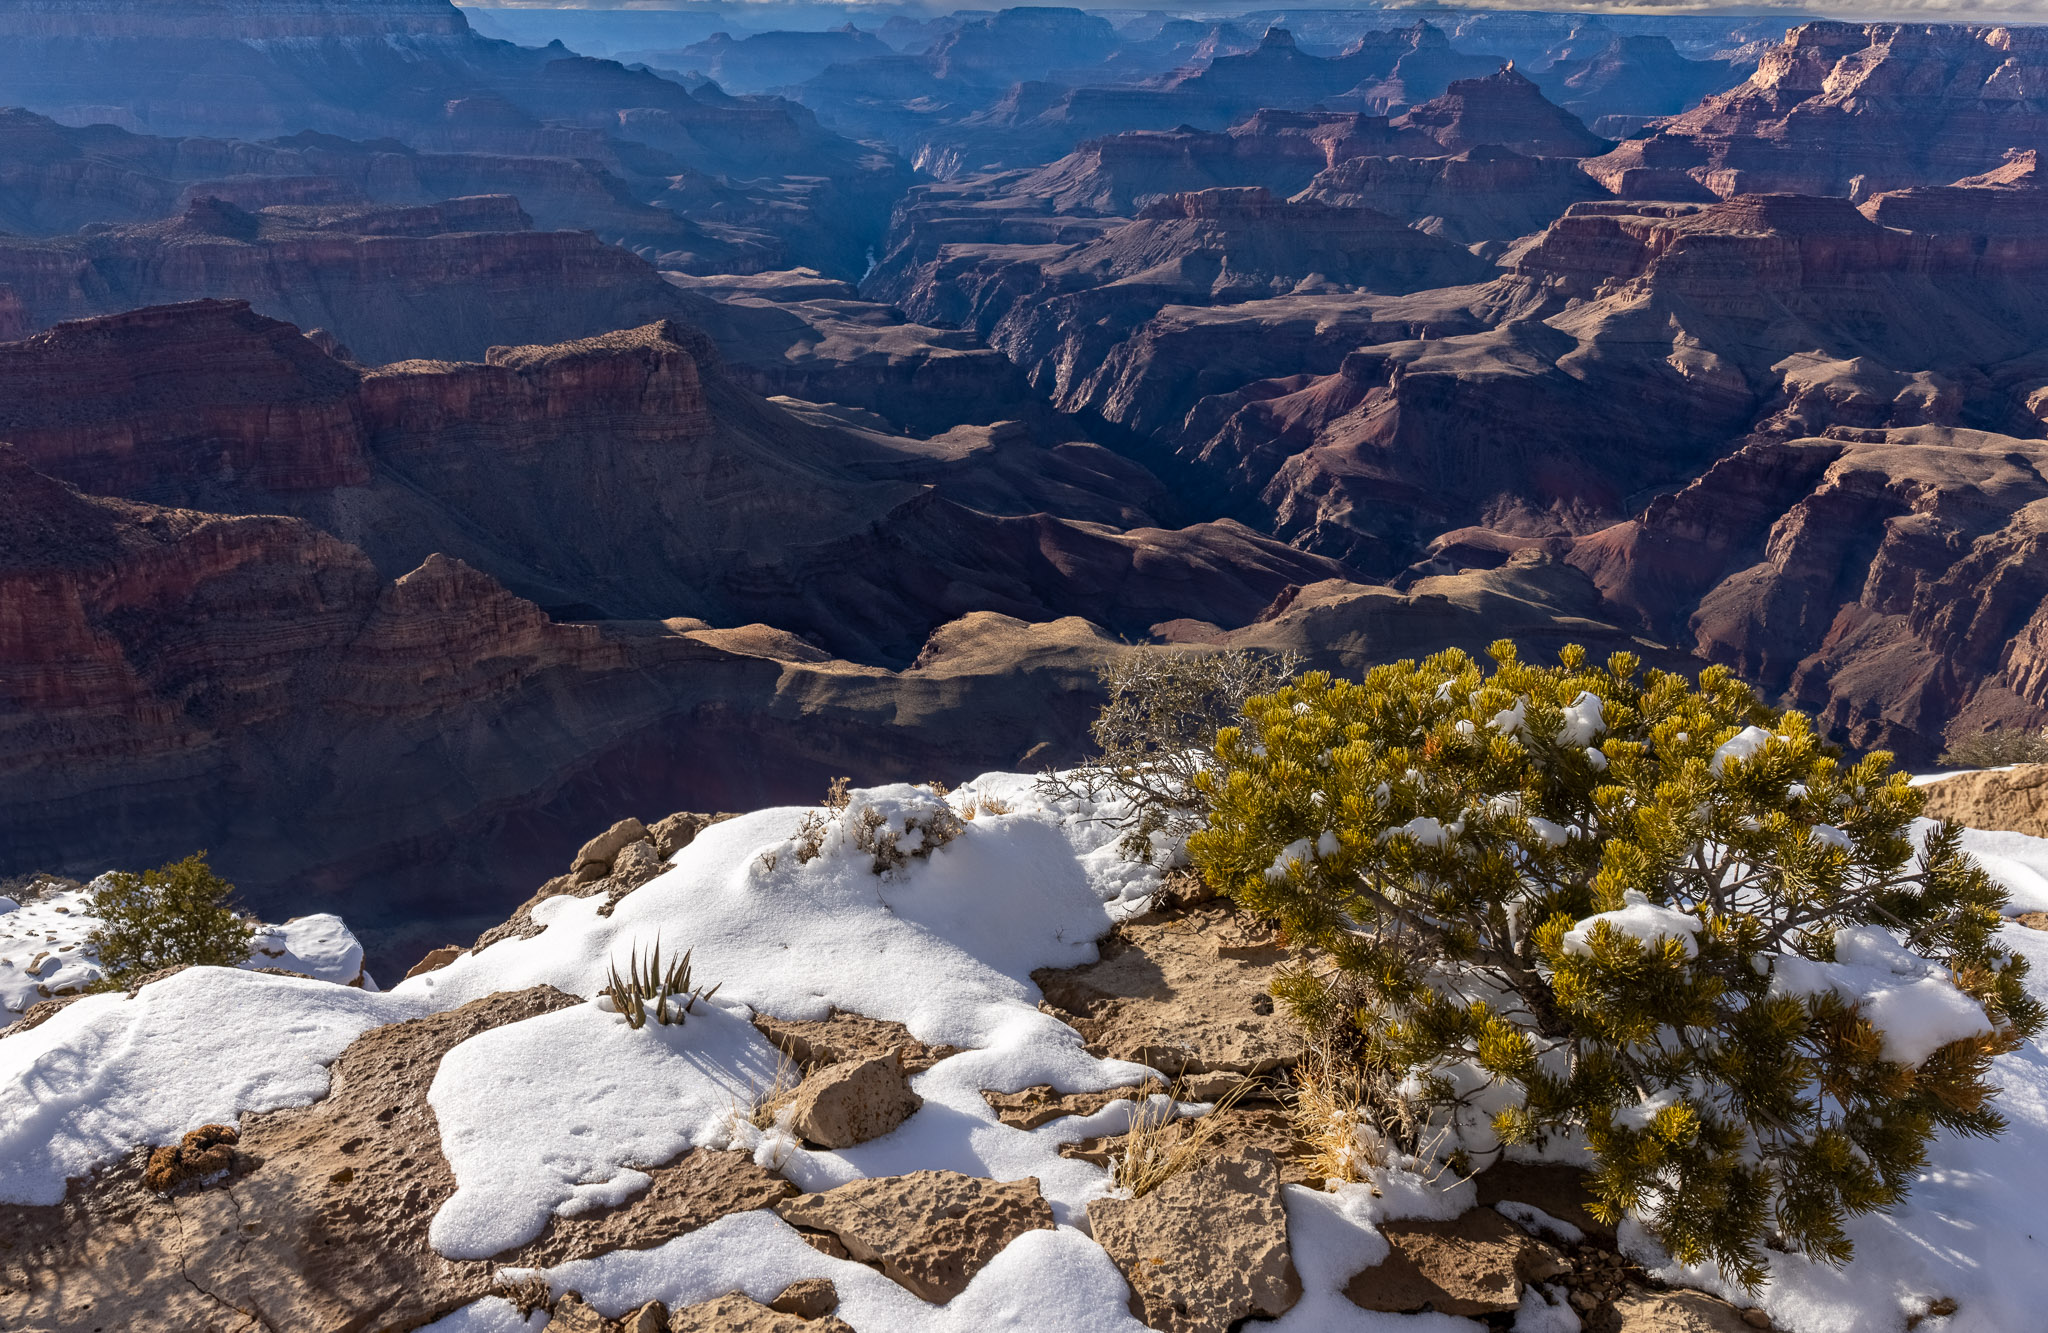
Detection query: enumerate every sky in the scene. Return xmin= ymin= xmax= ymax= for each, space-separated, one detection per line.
xmin=466 ymin=0 xmax=2048 ymax=19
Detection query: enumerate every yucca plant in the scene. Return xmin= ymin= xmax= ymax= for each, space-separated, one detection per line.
xmin=602 ymin=938 xmax=719 ymax=1029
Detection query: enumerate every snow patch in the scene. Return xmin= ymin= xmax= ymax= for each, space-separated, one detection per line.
xmin=1562 ymin=892 xmax=1701 ymax=960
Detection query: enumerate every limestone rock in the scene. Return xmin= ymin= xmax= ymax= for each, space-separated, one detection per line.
xmin=404 ymin=944 xmax=467 ymax=979
xmin=1344 ymin=1206 xmax=1564 ymax=1317
xmin=1919 ymin=765 xmax=2048 ymax=839
xmin=1612 ymin=1290 xmax=1764 ymax=1332
xmin=619 ymin=1302 xmax=671 ymax=1333
xmin=597 ymin=838 xmax=669 ymax=914
xmin=670 ymin=1291 xmax=856 ymax=1332
xmin=504 ymin=1148 xmax=796 ymax=1269
xmin=1033 ymin=902 xmax=1301 ymax=1076
xmin=1089 ymin=1147 xmax=1302 ymax=1332
xmin=752 ymin=1007 xmax=960 ymax=1076
xmin=776 ymin=1170 xmax=1055 ymax=1303
xmin=649 ymin=811 xmax=738 ymax=860
xmin=769 ymin=1278 xmax=840 ymax=1318
xmin=983 ymin=1083 xmax=1141 ymax=1130
xmin=550 ymin=1292 xmax=615 ymax=1332
xmin=787 ymin=1053 xmax=923 ymax=1149
xmin=575 ymin=817 xmax=649 ymax=880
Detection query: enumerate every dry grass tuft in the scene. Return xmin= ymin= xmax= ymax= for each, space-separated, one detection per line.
xmin=745 ymin=1052 xmax=805 ymax=1131
xmin=1289 ymin=1053 xmax=1383 ymax=1185
xmin=493 ymin=1273 xmax=554 ymax=1317
xmin=1111 ymin=1074 xmax=1256 ymax=1197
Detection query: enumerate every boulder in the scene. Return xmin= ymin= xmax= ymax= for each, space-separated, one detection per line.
xmin=752 ymin=1007 xmax=959 ymax=1076
xmin=1344 ymin=1206 xmax=1565 ymax=1317
xmin=1612 ymin=1290 xmax=1765 ymax=1332
xmin=550 ymin=1292 xmax=614 ymax=1332
xmin=649 ymin=811 xmax=737 ymax=860
xmin=769 ymin=1278 xmax=840 ymax=1318
xmin=670 ymin=1292 xmax=856 ymax=1331
xmin=776 ymin=1170 xmax=1055 ymax=1303
xmin=574 ymin=817 xmax=650 ymax=881
xmin=1088 ymin=1147 xmax=1302 ymax=1333
xmin=1033 ymin=902 xmax=1301 ymax=1076
xmin=619 ymin=1302 xmax=670 ymax=1333
xmin=787 ymin=1053 xmax=923 ymax=1148
xmin=404 ymin=944 xmax=467 ymax=979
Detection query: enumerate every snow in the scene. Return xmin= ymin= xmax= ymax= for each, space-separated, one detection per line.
xmin=487 ymin=1209 xmax=1151 ymax=1332
xmin=0 ymin=966 xmax=412 ymax=1205
xmin=1514 ymin=1284 xmax=1581 ymax=1333
xmin=1769 ymin=927 xmax=1993 ymax=1066
xmin=1556 ymin=693 xmax=1605 ymax=748
xmin=0 ymin=886 xmax=101 ymax=1013
xmin=24 ymin=770 xmax=2048 ymax=1333
xmin=1561 ymin=891 xmax=1702 ymax=960
xmin=1267 ymin=837 xmax=1318 ymax=881
xmin=247 ymin=914 xmax=368 ymax=986
xmin=429 ymin=997 xmax=787 ymax=1260
xmin=1809 ymin=824 xmax=1853 ymax=851
xmin=411 ymin=784 xmax=1154 ymax=1255
xmin=1713 ymin=725 xmax=1776 ymax=772
xmin=1381 ymin=816 xmax=1454 ymax=848
xmin=0 ymin=880 xmax=368 ymax=1017
xmin=418 ymin=1298 xmax=548 ymax=1333
xmin=1261 ymin=1182 xmax=1480 ymax=1333
xmin=1495 ymin=1201 xmax=1584 ymax=1245
xmin=1948 ymin=822 xmax=2048 ymax=915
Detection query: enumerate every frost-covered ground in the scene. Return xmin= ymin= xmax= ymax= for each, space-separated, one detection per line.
xmin=4 ymin=775 xmax=2048 ymax=1332
xmin=0 ymin=878 xmax=367 ymax=1016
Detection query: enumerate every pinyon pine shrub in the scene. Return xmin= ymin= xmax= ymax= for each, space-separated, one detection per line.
xmin=1189 ymin=643 xmax=2042 ymax=1289
xmin=85 ymin=852 xmax=255 ymax=986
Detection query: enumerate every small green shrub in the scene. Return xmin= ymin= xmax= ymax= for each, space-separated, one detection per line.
xmin=1191 ymin=642 xmax=2041 ymax=1290
xmin=85 ymin=852 xmax=254 ymax=986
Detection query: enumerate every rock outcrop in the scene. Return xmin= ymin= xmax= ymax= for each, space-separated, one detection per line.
xmin=1088 ymin=1148 xmax=1302 ymax=1333
xmin=785 ymin=1053 xmax=923 ymax=1149
xmin=1389 ymin=66 xmax=1610 ymax=158
xmin=0 ymin=195 xmax=708 ymax=364
xmin=1033 ymin=901 xmax=1301 ymax=1077
xmin=1920 ymin=765 xmax=2048 ymax=837
xmin=0 ymin=984 xmax=797 ymax=1330
xmin=774 ymin=1171 xmax=1054 ymax=1302
xmin=1344 ymin=1207 xmax=1566 ymax=1316
xmin=1585 ymin=23 xmax=2048 ymax=201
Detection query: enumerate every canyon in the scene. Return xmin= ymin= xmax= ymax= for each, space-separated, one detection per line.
xmin=4 ymin=4 xmax=2048 ymax=977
